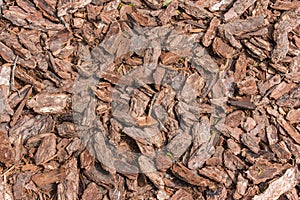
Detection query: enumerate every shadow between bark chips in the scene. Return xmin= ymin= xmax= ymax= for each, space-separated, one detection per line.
xmin=72 ymin=25 xmax=227 ymax=174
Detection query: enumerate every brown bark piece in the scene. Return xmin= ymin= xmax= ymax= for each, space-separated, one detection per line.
xmin=9 ymin=115 xmax=55 ymax=145
xmin=286 ymin=109 xmax=300 ymax=124
xmin=198 ymin=166 xmax=231 ymax=187
xmin=259 ymin=74 xmax=281 ymax=95
xmin=160 ymin=52 xmax=181 ymax=65
xmin=82 ymin=183 xmax=105 ymax=200
xmin=0 ymin=64 xmax=11 ymax=87
xmin=205 ymin=146 xmax=224 ymax=166
xmin=285 ymin=72 xmax=300 ymax=83
xmin=227 ymin=139 xmax=241 ymax=155
xmin=242 ymin=39 xmax=268 ymax=61
xmin=234 ymin=53 xmax=247 ymax=82
xmin=224 ymin=0 xmax=258 ymax=22
xmin=206 ymin=186 xmax=227 ymax=200
xmin=57 ymin=0 xmax=92 ymax=17
xmin=35 ymin=134 xmax=56 ymax=165
xmin=276 ymin=86 xmax=300 ymax=108
xmin=170 ymin=189 xmax=193 ymax=200
xmin=212 ymin=37 xmax=234 ymax=58
xmin=180 ymin=1 xmax=213 ymax=19
xmin=188 ymin=118 xmax=215 ymax=170
xmin=0 ymin=130 xmax=15 ymax=167
xmin=32 ymin=168 xmax=66 ymax=188
xmin=202 ymin=17 xmax=220 ymax=47
xmin=271 ymin=1 xmax=300 ymax=11
xmin=241 ymin=117 xmax=256 ymax=132
xmin=241 ymin=134 xmax=260 ymax=154
xmin=271 ymin=12 xmax=300 ymax=63
xmin=246 ymin=159 xmax=288 ymax=184
xmin=270 ymin=141 xmax=292 ymax=163
xmin=171 ymin=162 xmax=215 ymax=187
xmin=237 ymin=77 xmax=258 ymax=95
xmin=224 ymin=150 xmax=246 ymax=171
xmin=228 ymin=100 xmax=256 ymax=110
xmin=49 ymin=29 xmax=72 ymax=54
xmin=3 ymin=3 xmax=64 ymax=31
xmin=10 ymin=86 xmax=32 ymax=127
xmin=158 ymin=0 xmax=178 ymax=25
xmin=266 ymin=125 xmax=278 ymax=145
xmin=269 ymin=82 xmax=296 ymax=100
xmin=180 ymin=73 xmax=205 ymax=103
xmin=166 ymin=131 xmax=192 ymax=160
xmin=277 ymin=116 xmax=300 ymax=145
xmin=233 ymin=174 xmax=248 ymax=199
xmin=57 ymin=158 xmax=79 ymax=200
xmin=0 ymin=85 xmax=14 ymax=117
xmin=33 ymin=0 xmax=57 ymax=21
xmin=15 ymin=66 xmax=44 ymax=92
xmin=27 ymin=93 xmax=68 ymax=114
xmin=253 ymin=167 xmax=298 ymax=200
xmin=225 ymin=110 xmax=245 ymax=128
xmin=0 ymin=32 xmax=31 ymax=60
xmin=0 ymin=41 xmax=16 ymax=63
xmin=155 ymin=154 xmax=173 ymax=172
xmin=219 ymin=16 xmax=266 ymax=48
xmin=92 ymin=129 xmax=115 ymax=173
xmin=83 ymin=165 xmax=114 ymax=188
xmin=0 ymin=178 xmax=14 ymax=200
xmin=138 ymin=155 xmax=163 ymax=188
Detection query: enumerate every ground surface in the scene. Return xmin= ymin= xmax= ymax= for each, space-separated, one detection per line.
xmin=0 ymin=0 xmax=300 ymax=199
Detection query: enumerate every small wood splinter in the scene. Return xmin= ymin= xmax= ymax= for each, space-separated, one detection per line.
xmin=10 ymin=55 xmax=20 ymax=96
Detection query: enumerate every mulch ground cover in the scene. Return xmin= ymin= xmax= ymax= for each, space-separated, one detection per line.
xmin=0 ymin=0 xmax=300 ymax=199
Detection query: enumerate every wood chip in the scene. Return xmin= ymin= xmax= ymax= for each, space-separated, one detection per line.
xmin=269 ymin=82 xmax=296 ymax=100
xmin=224 ymin=0 xmax=258 ymax=22
xmin=27 ymin=93 xmax=68 ymax=114
xmin=202 ymin=17 xmax=220 ymax=47
xmin=171 ymin=162 xmax=215 ymax=187
xmin=246 ymin=159 xmax=289 ymax=184
xmin=277 ymin=116 xmax=300 ymax=144
xmin=253 ymin=167 xmax=298 ymax=200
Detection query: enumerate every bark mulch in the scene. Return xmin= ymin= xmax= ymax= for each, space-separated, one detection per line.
xmin=0 ymin=0 xmax=300 ymax=199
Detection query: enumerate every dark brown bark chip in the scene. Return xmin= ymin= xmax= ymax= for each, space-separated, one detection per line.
xmin=246 ymin=159 xmax=289 ymax=184
xmin=237 ymin=77 xmax=258 ymax=95
xmin=225 ymin=110 xmax=245 ymax=128
xmin=34 ymin=134 xmax=56 ymax=165
xmin=241 ymin=133 xmax=260 ymax=154
xmin=269 ymin=82 xmax=296 ymax=100
xmin=223 ymin=150 xmax=246 ymax=171
xmin=82 ymin=182 xmax=105 ymax=200
xmin=253 ymin=167 xmax=298 ymax=200
xmin=202 ymin=17 xmax=220 ymax=47
xmin=170 ymin=189 xmax=193 ymax=200
xmin=198 ymin=166 xmax=231 ymax=187
xmin=212 ymin=37 xmax=235 ymax=58
xmin=277 ymin=116 xmax=300 ymax=144
xmin=0 ymin=129 xmax=15 ymax=167
xmin=233 ymin=174 xmax=248 ymax=199
xmin=270 ymin=141 xmax=292 ymax=163
xmin=32 ymin=168 xmax=66 ymax=188
xmin=57 ymin=158 xmax=79 ymax=200
xmin=171 ymin=162 xmax=215 ymax=187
